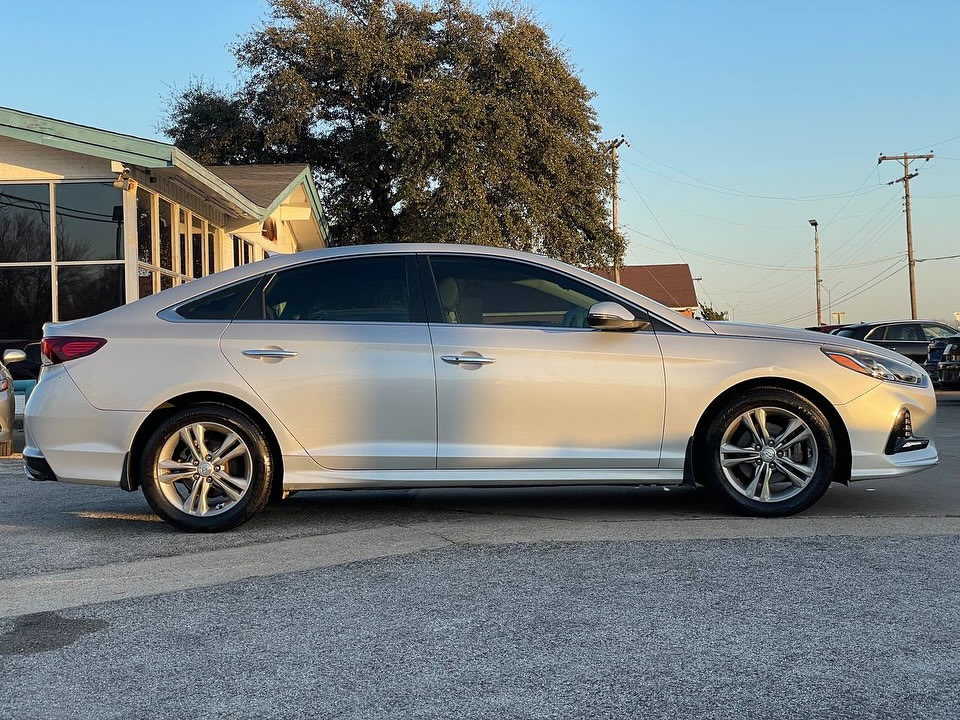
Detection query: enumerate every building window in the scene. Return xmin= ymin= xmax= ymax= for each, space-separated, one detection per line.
xmin=55 ymin=183 xmax=124 ymax=261
xmin=0 ymin=266 xmax=52 ymax=341
xmin=0 ymin=184 xmax=52 ymax=262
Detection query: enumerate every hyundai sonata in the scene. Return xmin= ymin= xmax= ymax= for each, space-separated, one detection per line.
xmin=24 ymin=244 xmax=938 ymax=531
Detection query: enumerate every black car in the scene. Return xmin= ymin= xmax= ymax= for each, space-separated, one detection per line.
xmin=939 ymin=337 xmax=960 ymax=388
xmin=833 ymin=320 xmax=958 ymax=365
xmin=924 ymin=335 xmax=960 ymax=384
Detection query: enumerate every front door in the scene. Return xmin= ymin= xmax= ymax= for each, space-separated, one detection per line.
xmin=424 ymin=254 xmax=666 ymax=470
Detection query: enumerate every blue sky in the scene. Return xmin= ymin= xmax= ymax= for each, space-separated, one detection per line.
xmin=6 ymin=0 xmax=960 ymax=326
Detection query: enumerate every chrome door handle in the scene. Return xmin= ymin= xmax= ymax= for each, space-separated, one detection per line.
xmin=441 ymin=354 xmax=496 ymax=366
xmin=242 ymin=349 xmax=299 ymax=359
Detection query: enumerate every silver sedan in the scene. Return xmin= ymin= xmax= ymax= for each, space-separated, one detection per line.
xmin=23 ymin=244 xmax=938 ymax=531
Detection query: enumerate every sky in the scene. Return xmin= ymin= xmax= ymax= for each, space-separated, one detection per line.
xmin=5 ymin=0 xmax=960 ymax=328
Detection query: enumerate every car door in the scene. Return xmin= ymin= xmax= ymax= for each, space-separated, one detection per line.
xmin=423 ymin=254 xmax=666 ymax=470
xmin=869 ymin=323 xmax=927 ymax=363
xmin=219 ymin=254 xmax=437 ymax=471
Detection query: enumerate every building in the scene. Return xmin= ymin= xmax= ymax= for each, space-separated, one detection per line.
xmin=595 ymin=264 xmax=699 ymax=316
xmin=0 ymin=107 xmax=328 ymax=348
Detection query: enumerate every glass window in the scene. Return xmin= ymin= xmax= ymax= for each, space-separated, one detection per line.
xmin=158 ymin=199 xmax=173 ymax=271
xmin=139 ymin=267 xmax=155 ymax=299
xmin=0 ymin=184 xmax=51 ymax=262
xmin=0 ymin=267 xmax=52 ymax=340
xmin=863 ymin=327 xmax=885 ymax=341
xmin=177 ymin=278 xmax=262 ymax=320
xmin=192 ymin=216 xmax=203 ymax=278
xmin=428 ymin=256 xmax=638 ymax=329
xmin=923 ymin=324 xmax=956 ymax=340
xmin=160 ymin=274 xmax=175 ymax=291
xmin=55 ymin=183 xmax=124 ymax=261
xmin=57 ymin=265 xmax=125 ymax=321
xmin=884 ymin=324 xmax=923 ymax=342
xmin=207 ymin=231 xmax=216 ymax=275
xmin=257 ymin=256 xmax=410 ymax=322
xmin=136 ymin=188 xmax=153 ymax=264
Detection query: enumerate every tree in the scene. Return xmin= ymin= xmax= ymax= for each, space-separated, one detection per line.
xmin=698 ymin=303 xmax=728 ymax=321
xmin=162 ymin=0 xmax=623 ymax=268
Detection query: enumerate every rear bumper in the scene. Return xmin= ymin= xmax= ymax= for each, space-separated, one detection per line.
xmin=23 ymin=448 xmax=57 ymax=482
xmin=938 ymin=362 xmax=960 ymax=385
xmin=24 ymin=366 xmax=146 ymax=488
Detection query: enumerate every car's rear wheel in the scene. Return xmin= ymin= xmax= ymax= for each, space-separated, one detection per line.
xmin=140 ymin=403 xmax=274 ymax=532
xmin=697 ymin=388 xmax=836 ymax=516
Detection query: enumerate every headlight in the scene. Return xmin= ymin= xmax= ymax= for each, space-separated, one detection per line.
xmin=821 ymin=346 xmax=925 ymax=385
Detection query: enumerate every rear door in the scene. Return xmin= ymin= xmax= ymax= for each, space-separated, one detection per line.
xmin=220 ymin=254 xmax=437 ymax=471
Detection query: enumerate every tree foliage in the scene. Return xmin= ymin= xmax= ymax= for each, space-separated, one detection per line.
xmin=163 ymin=0 xmax=623 ymax=267
xmin=698 ymin=302 xmax=728 ymax=321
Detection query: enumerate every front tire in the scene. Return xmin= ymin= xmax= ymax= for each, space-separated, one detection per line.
xmin=696 ymin=388 xmax=836 ymax=517
xmin=140 ymin=403 xmax=274 ymax=532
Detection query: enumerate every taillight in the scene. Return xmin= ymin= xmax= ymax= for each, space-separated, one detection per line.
xmin=41 ymin=337 xmax=107 ymax=365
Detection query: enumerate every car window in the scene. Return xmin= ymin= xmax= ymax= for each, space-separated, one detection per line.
xmin=883 ymin=324 xmax=923 ymax=341
xmin=863 ymin=326 xmax=886 ymax=340
xmin=176 ymin=277 xmax=263 ymax=320
xmin=427 ymin=255 xmax=651 ymax=330
xmin=256 ymin=256 xmax=412 ymax=323
xmin=923 ymin=324 xmax=956 ymax=340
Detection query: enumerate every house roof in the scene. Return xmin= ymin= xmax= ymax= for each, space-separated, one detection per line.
xmin=0 ymin=107 xmax=327 ymax=237
xmin=594 ymin=263 xmax=698 ymax=309
xmin=205 ymin=164 xmax=311 ymax=207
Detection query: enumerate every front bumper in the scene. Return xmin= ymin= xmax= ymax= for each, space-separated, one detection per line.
xmin=839 ymin=379 xmax=938 ymax=480
xmin=938 ymin=362 xmax=960 ymax=385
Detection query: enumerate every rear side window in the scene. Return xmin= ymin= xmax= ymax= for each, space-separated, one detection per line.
xmin=883 ymin=324 xmax=923 ymax=341
xmin=176 ymin=277 xmax=262 ymax=320
xmin=247 ymin=256 xmax=412 ymax=323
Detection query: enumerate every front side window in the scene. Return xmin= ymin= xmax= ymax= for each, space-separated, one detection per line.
xmin=253 ymin=256 xmax=411 ymax=323
xmin=427 ymin=255 xmax=646 ymax=329
xmin=883 ymin=324 xmax=923 ymax=342
xmin=923 ymin=324 xmax=956 ymax=340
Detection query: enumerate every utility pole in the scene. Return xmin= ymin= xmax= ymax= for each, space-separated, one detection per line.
xmin=809 ymin=219 xmax=822 ymax=326
xmin=878 ymin=151 xmax=934 ymax=319
xmin=604 ymin=135 xmax=629 ymax=283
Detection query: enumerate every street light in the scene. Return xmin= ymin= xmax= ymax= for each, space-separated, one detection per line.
xmin=809 ymin=219 xmax=822 ymax=326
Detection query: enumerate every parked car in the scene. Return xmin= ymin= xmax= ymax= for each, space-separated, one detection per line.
xmin=833 ymin=320 xmax=958 ymax=365
xmin=24 ymin=244 xmax=939 ymax=531
xmin=0 ymin=348 xmax=26 ymax=456
xmin=939 ymin=337 xmax=960 ymax=388
xmin=804 ymin=324 xmax=849 ymax=334
xmin=924 ymin=335 xmax=960 ymax=385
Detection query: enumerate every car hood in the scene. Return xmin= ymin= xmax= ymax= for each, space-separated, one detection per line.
xmin=704 ymin=321 xmax=920 ymax=365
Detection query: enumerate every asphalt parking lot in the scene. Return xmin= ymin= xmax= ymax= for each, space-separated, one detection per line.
xmin=1 ymin=393 xmax=958 ymax=719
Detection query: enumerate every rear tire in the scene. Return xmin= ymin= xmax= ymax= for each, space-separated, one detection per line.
xmin=140 ymin=403 xmax=274 ymax=532
xmin=696 ymin=388 xmax=836 ymax=517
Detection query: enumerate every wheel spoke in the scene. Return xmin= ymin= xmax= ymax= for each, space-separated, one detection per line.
xmin=778 ymin=426 xmax=813 ymax=451
xmin=759 ymin=464 xmax=773 ymax=501
xmin=179 ymin=426 xmax=205 ymax=462
xmin=214 ymin=433 xmax=246 ymax=464
xmin=720 ymin=443 xmax=761 ymax=467
xmin=775 ymin=456 xmax=816 ymax=488
xmin=740 ymin=412 xmax=765 ymax=447
xmin=743 ymin=463 xmax=764 ymax=498
xmin=182 ymin=478 xmax=204 ymax=515
xmin=211 ymin=473 xmax=246 ymax=502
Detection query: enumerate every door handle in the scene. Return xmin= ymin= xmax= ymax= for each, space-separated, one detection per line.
xmin=242 ymin=349 xmax=299 ymax=359
xmin=441 ymin=354 xmax=496 ymax=366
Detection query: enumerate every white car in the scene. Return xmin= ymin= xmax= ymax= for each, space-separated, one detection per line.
xmin=24 ymin=244 xmax=938 ymax=531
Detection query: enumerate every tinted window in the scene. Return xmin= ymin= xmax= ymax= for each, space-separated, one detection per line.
xmin=56 ymin=183 xmax=124 ymax=261
xmin=863 ymin=326 xmax=885 ymax=340
xmin=923 ymin=324 xmax=956 ymax=340
xmin=259 ymin=256 xmax=411 ymax=323
xmin=428 ymin=255 xmax=648 ymax=329
xmin=177 ymin=277 xmax=263 ymax=320
xmin=0 ymin=266 xmax=51 ymax=340
xmin=58 ymin=265 xmax=125 ymax=321
xmin=0 ymin=184 xmax=51 ymax=262
xmin=884 ymin=324 xmax=923 ymax=342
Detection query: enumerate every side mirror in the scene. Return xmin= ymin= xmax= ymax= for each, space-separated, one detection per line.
xmin=587 ymin=302 xmax=641 ymax=331
xmin=2 ymin=349 xmax=26 ymax=366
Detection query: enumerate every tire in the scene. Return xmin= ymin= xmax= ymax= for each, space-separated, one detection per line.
xmin=696 ymin=388 xmax=836 ymax=517
xmin=140 ymin=403 xmax=274 ymax=532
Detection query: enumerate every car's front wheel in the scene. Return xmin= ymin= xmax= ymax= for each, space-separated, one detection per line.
xmin=697 ymin=388 xmax=837 ymax=516
xmin=140 ymin=403 xmax=274 ymax=532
